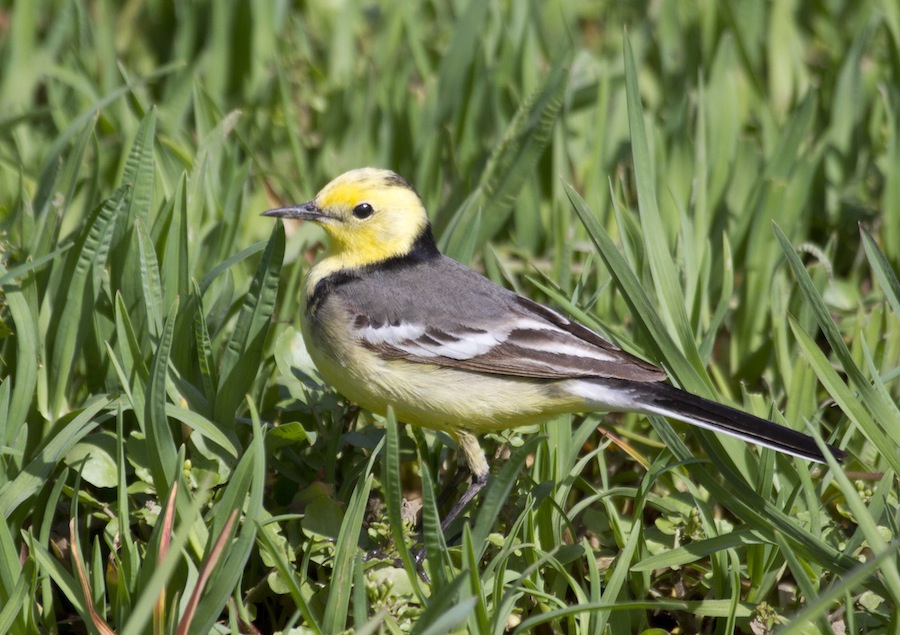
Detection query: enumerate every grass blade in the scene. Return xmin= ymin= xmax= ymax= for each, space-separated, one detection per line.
xmin=322 ymin=473 xmax=374 ymax=633
xmin=382 ymin=407 xmax=425 ymax=599
xmin=861 ymin=226 xmax=900 ymax=318
xmin=0 ymin=262 xmax=39 ymax=448
xmin=441 ymin=55 xmax=569 ymax=256
xmin=0 ymin=396 xmax=110 ymax=517
xmin=215 ymin=223 xmax=284 ymax=429
xmin=48 ymin=190 xmax=124 ymax=416
xmin=145 ymin=300 xmax=180 ymax=497
xmin=623 ymin=32 xmax=705 ymax=375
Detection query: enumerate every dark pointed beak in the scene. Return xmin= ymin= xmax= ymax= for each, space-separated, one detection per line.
xmin=262 ymin=200 xmax=327 ymax=221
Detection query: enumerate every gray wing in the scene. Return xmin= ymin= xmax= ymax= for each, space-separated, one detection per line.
xmin=332 ymin=256 xmax=666 ymax=382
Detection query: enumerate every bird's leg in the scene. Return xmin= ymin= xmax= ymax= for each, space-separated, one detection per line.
xmin=434 ymin=464 xmax=470 ymax=509
xmin=440 ymin=430 xmax=490 ymax=531
xmin=412 ymin=471 xmax=489 ymax=570
xmin=413 ymin=431 xmax=490 ymax=567
xmin=437 ymin=469 xmax=489 ymax=533
xmin=366 ymin=431 xmax=492 ymax=577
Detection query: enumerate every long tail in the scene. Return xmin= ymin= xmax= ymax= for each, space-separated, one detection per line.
xmin=587 ymin=379 xmax=846 ymax=464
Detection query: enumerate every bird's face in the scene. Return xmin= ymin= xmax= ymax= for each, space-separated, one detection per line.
xmin=265 ymin=168 xmax=429 ymax=268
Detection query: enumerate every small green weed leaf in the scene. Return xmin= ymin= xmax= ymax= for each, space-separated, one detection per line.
xmin=266 ymin=422 xmax=311 ymax=450
xmin=64 ymin=431 xmax=119 ymax=488
xmin=257 ymin=522 xmax=321 ymax=631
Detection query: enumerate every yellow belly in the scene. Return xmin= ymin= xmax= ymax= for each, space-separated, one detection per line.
xmin=300 ymin=306 xmax=579 ymax=435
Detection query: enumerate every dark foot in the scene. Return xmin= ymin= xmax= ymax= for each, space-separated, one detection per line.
xmin=440 ymin=470 xmax=489 ymax=533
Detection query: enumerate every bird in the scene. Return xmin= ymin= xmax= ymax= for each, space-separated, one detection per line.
xmin=264 ymin=167 xmax=846 ymax=529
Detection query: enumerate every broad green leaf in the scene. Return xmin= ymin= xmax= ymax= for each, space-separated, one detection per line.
xmin=789 ymin=319 xmax=895 ymax=472
xmin=563 ymin=180 xmax=699 ymax=387
xmin=0 ymin=262 xmax=38 ymax=447
xmin=425 ymin=0 xmax=489 ymax=132
xmin=64 ymin=431 xmax=119 ymax=488
xmin=48 ymin=190 xmax=124 ymax=417
xmin=109 ymin=108 xmax=158 ymax=338
xmin=413 ymin=429 xmax=450 ymax=588
xmin=0 ymin=395 xmax=111 ymax=517
xmin=144 ymin=300 xmax=180 ymax=496
xmin=460 ymin=524 xmax=490 ymax=634
xmin=0 ymin=489 xmax=22 ymax=603
xmin=120 ymin=107 xmax=157 ymax=228
xmin=31 ymin=112 xmax=96 ymax=233
xmin=215 ymin=223 xmax=284 ymax=429
xmin=31 ymin=539 xmax=88 ymax=621
xmin=112 ymin=292 xmax=149 ymax=421
xmin=197 ymin=241 xmax=268 ymax=295
xmin=134 ymin=218 xmax=163 ymax=340
xmin=161 ymin=173 xmax=191 ymax=314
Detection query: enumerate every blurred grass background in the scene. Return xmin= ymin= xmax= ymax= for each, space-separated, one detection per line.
xmin=1 ymin=0 xmax=899 ymax=633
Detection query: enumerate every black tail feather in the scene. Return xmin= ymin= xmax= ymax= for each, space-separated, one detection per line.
xmin=632 ymin=381 xmax=846 ymax=464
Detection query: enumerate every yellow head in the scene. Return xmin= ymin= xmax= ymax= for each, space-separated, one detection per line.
xmin=264 ymin=168 xmax=432 ymax=269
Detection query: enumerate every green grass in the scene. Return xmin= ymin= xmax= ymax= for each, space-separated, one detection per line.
xmin=1 ymin=0 xmax=899 ymax=632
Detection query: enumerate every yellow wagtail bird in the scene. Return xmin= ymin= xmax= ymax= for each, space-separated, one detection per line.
xmin=264 ymin=168 xmax=846 ymax=528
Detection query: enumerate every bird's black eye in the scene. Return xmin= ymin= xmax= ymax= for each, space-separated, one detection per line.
xmin=352 ymin=203 xmax=374 ymax=219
